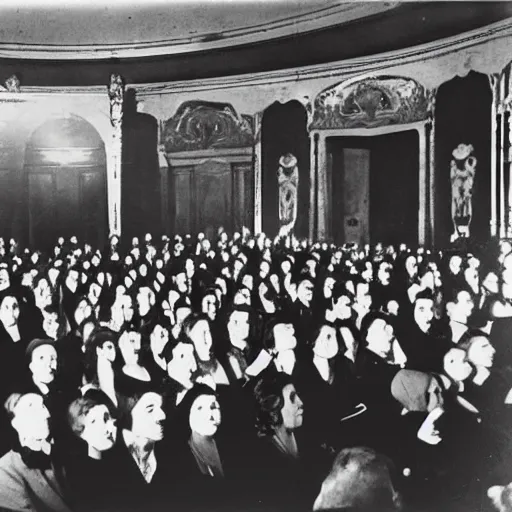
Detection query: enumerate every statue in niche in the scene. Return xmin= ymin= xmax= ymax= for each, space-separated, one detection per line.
xmin=450 ymin=143 xmax=477 ymax=242
xmin=277 ymin=153 xmax=299 ymax=238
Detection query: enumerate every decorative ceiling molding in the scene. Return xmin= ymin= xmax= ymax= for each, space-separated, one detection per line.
xmin=130 ymin=17 xmax=512 ymax=96
xmin=0 ymin=2 xmax=399 ymax=61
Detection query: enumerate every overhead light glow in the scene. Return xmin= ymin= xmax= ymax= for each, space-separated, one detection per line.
xmin=42 ymin=148 xmax=92 ymax=165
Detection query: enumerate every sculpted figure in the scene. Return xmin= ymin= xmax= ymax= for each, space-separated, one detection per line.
xmin=277 ymin=154 xmax=299 ymax=238
xmin=450 ymin=143 xmax=477 ymax=241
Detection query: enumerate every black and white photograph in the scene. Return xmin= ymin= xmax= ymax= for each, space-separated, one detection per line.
xmin=0 ymin=1 xmax=510 ymax=511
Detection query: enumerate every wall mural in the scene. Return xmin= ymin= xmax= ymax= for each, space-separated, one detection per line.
xmin=277 ymin=153 xmax=299 ymax=237
xmin=163 ymin=100 xmax=254 ymax=153
xmin=450 ymin=143 xmax=477 ymax=242
xmin=310 ymin=76 xmax=429 ymax=130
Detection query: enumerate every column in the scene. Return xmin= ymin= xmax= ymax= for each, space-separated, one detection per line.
xmin=107 ymin=73 xmax=124 ymax=237
xmin=253 ymin=111 xmax=263 ymax=235
xmin=309 ymin=133 xmax=319 ymax=241
xmin=418 ymin=125 xmax=427 ymax=246
xmin=316 ymin=133 xmax=328 ymax=241
xmin=490 ymin=74 xmax=499 ymax=237
xmin=426 ymin=90 xmax=436 ymax=248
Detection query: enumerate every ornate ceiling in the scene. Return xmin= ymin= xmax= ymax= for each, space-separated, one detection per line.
xmin=0 ymin=1 xmax=399 ymax=60
xmin=0 ymin=1 xmax=510 ymax=86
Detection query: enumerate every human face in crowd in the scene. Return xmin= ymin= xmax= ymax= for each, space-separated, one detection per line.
xmin=444 ymin=348 xmax=472 ymax=382
xmin=227 ymin=310 xmax=250 ymax=346
xmin=386 ymin=300 xmax=399 ymax=316
xmin=75 ymin=299 xmax=92 ymax=327
xmin=483 ymin=272 xmax=499 ymax=294
xmin=378 ymin=262 xmax=392 ymax=286
xmin=12 ymin=394 xmax=51 ymax=442
xmin=447 ymin=290 xmax=474 ymax=323
xmin=0 ymin=295 xmax=19 ymax=328
xmin=233 ymin=287 xmax=251 ymax=306
xmin=0 ymin=268 xmax=10 ymax=291
xmin=176 ymin=272 xmax=188 ymax=293
xmin=365 ymin=318 xmax=394 ymax=359
xmin=97 ymin=341 xmax=117 ymax=364
xmin=130 ymin=392 xmax=165 ymax=442
xmin=298 ymin=279 xmax=314 ymax=304
xmin=185 ymin=259 xmax=195 ymax=278
xmin=168 ymin=342 xmax=197 ymax=388
xmin=43 ymin=312 xmax=60 ymax=340
xmin=137 ymin=287 xmax=154 ymax=317
xmin=281 ymin=384 xmax=304 ymax=431
xmin=189 ymin=394 xmax=221 ymax=437
xmin=175 ymin=306 xmax=192 ymax=328
xmin=281 ymin=260 xmax=292 ymax=275
xmin=242 ymin=274 xmax=254 ymax=290
xmin=405 ymin=255 xmax=418 ymax=279
xmin=119 ymin=331 xmax=142 ymax=366
xmin=355 ymin=282 xmax=372 ymax=311
xmin=29 ymin=344 xmax=58 ymax=385
xmin=323 ymin=277 xmax=336 ymax=299
xmin=362 ymin=262 xmax=373 ymax=283
xmin=81 ymin=405 xmax=117 ymax=453
xmin=201 ymin=294 xmax=217 ymax=321
xmin=334 ymin=294 xmax=352 ymax=320
xmin=260 ymin=261 xmax=270 ymax=280
xmin=467 ymin=336 xmax=496 ymax=369
xmin=189 ymin=320 xmax=213 ymax=362
xmin=414 ymin=298 xmax=434 ymax=333
xmin=313 ymin=325 xmax=339 ymax=360
xmin=273 ymin=323 xmax=297 ymax=352
xmin=139 ymin=263 xmax=148 ymax=278
xmin=150 ymin=324 xmax=169 ymax=357
xmin=449 ymin=255 xmax=463 ymax=276
xmin=88 ymin=283 xmax=102 ymax=306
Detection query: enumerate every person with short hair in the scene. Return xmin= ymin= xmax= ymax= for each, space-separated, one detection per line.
xmin=66 ymin=395 xmax=118 ymax=511
xmin=0 ymin=392 xmax=73 ymax=512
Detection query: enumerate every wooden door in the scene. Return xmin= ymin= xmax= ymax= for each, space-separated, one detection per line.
xmin=195 ymin=160 xmax=232 ymax=239
xmin=342 ymin=148 xmax=370 ymax=245
xmin=27 ymin=166 xmax=106 ymax=250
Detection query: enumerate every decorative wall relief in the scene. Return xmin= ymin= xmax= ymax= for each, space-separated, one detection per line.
xmin=163 ymin=101 xmax=254 ymax=153
xmin=277 ymin=153 xmax=299 ymax=237
xmin=108 ymin=73 xmax=125 ymax=235
xmin=2 ymin=75 xmax=21 ymax=93
xmin=450 ymin=143 xmax=477 ymax=241
xmin=311 ymin=76 xmax=429 ymax=130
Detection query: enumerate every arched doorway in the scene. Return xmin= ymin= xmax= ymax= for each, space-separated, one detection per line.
xmin=24 ymin=116 xmax=107 ymax=251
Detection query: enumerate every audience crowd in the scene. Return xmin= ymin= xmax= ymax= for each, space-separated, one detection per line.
xmin=0 ymin=229 xmax=510 ymax=512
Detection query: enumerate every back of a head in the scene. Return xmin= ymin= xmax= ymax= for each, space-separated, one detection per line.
xmin=313 ymin=447 xmax=402 ymax=512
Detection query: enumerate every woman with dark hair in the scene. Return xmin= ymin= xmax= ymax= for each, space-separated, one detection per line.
xmin=251 ymin=372 xmax=317 ymax=510
xmin=295 ymin=322 xmax=348 ymax=454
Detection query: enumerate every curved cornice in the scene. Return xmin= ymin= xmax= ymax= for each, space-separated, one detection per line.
xmin=130 ymin=17 xmax=512 ymax=94
xmin=15 ymin=17 xmax=512 ymax=102
xmin=0 ymin=3 xmax=399 ymax=61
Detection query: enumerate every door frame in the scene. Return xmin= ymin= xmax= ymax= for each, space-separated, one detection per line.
xmin=309 ymin=121 xmax=432 ymax=246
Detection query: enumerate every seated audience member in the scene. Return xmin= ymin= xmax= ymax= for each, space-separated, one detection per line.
xmin=66 ymin=395 xmax=118 ymax=511
xmin=312 ymin=446 xmax=403 ymax=512
xmin=115 ymin=326 xmax=153 ymax=398
xmin=83 ymin=328 xmax=119 ymax=409
xmin=162 ymin=340 xmax=198 ymax=408
xmin=445 ymin=288 xmax=475 ymax=343
xmin=0 ymin=393 xmax=73 ymax=512
xmin=251 ymin=372 xmax=316 ymax=510
xmin=171 ymin=384 xmax=249 ymax=511
xmin=182 ymin=313 xmax=230 ymax=388
xmin=111 ymin=390 xmax=170 ymax=512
